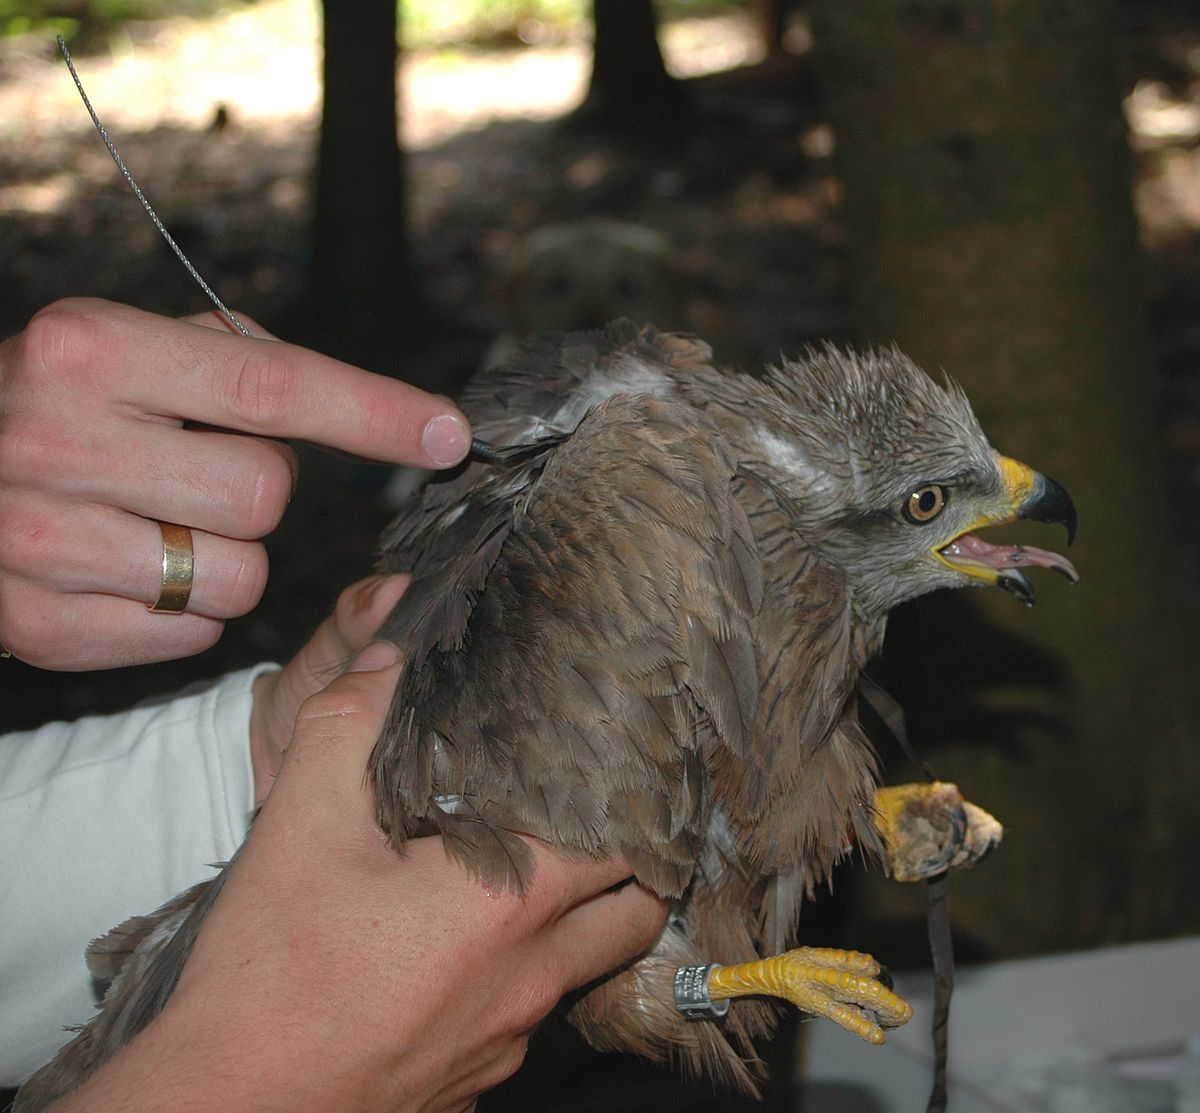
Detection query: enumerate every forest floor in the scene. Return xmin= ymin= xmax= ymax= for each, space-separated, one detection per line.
xmin=1 ymin=3 xmax=1199 ymax=1108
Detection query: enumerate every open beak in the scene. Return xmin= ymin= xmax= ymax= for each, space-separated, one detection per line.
xmin=935 ymin=457 xmax=1079 ymax=605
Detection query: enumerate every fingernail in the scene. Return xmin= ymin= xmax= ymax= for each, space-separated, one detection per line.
xmin=346 ymin=640 xmax=401 ymax=673
xmin=422 ymin=413 xmax=471 ymax=467
xmin=362 ymin=573 xmax=410 ymax=618
xmin=360 ymin=573 xmax=391 ymax=605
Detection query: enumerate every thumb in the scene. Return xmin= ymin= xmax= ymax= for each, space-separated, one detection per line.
xmin=326 ymin=572 xmax=413 ymax=662
xmin=270 ymin=639 xmax=406 ymax=816
xmin=251 ymin=573 xmax=410 ymax=802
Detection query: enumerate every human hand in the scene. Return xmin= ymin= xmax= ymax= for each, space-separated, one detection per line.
xmin=249 ymin=571 xmax=411 ymax=805
xmin=0 ymin=298 xmax=470 ymax=669
xmin=54 ymin=643 xmax=669 ymax=1113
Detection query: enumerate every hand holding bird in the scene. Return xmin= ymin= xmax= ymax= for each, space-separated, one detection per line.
xmin=16 ymin=322 xmax=1076 ymax=1109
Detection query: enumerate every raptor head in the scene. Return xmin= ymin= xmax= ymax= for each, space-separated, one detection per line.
xmin=754 ymin=345 xmax=1078 ymax=619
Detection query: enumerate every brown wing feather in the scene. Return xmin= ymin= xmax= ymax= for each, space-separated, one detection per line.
xmin=721 ymin=473 xmax=884 ymax=939
xmin=369 ymin=390 xmax=762 ymax=899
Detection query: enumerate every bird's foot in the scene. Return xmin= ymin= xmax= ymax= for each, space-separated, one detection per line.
xmin=874 ymin=781 xmax=1003 ymax=882
xmin=677 ymin=947 xmax=912 ymax=1044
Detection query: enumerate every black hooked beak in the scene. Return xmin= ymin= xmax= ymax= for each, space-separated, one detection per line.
xmin=1017 ymin=472 xmax=1077 ymax=546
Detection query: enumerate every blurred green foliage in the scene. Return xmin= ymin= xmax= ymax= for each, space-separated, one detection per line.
xmin=0 ymin=0 xmax=232 ymax=39
xmin=401 ymin=0 xmax=735 ymax=48
xmin=1 ymin=0 xmax=736 ymax=45
xmin=402 ymin=0 xmax=585 ymax=48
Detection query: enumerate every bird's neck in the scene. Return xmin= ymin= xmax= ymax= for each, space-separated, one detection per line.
xmin=850 ymin=610 xmax=888 ymax=664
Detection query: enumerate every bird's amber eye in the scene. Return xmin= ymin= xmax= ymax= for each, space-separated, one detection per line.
xmin=904 ymin=485 xmax=947 ymax=524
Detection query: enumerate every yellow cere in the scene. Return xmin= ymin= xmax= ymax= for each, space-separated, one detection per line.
xmin=997 ymin=455 xmax=1036 ymax=504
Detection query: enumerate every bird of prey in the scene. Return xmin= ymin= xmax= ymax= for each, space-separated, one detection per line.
xmin=15 ymin=323 xmax=1076 ymax=1109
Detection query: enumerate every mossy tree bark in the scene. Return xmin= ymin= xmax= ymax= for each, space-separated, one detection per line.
xmin=809 ymin=0 xmax=1200 ymax=955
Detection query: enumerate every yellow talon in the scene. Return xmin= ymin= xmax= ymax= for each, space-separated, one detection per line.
xmin=701 ymin=946 xmax=912 ymax=1042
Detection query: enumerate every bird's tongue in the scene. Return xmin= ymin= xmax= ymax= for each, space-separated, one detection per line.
xmin=940 ymin=533 xmax=1080 ymax=582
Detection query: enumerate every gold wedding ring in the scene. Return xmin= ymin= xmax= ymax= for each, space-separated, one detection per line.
xmin=148 ymin=522 xmax=194 ymax=614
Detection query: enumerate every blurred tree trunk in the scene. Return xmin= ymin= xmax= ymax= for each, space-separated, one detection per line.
xmin=570 ymin=0 xmax=690 ymax=133
xmin=749 ymin=0 xmax=791 ymax=57
xmin=314 ymin=0 xmax=414 ymax=372
xmin=809 ymin=0 xmax=1200 ymax=955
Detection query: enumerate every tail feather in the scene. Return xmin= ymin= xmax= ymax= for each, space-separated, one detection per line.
xmin=83 ymin=877 xmax=215 ymax=987
xmin=14 ymin=868 xmax=229 ymax=1113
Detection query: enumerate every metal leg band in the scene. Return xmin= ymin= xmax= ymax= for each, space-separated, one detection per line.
xmin=674 ymin=963 xmax=729 ymax=1019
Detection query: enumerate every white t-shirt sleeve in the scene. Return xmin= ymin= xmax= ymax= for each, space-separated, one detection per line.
xmin=0 ymin=663 xmax=277 ymax=1086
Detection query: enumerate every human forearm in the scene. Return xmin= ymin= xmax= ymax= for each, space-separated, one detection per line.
xmin=0 ymin=666 xmax=263 ymax=1086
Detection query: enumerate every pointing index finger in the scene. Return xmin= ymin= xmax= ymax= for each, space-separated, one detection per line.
xmin=126 ymin=306 xmax=471 ymax=468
